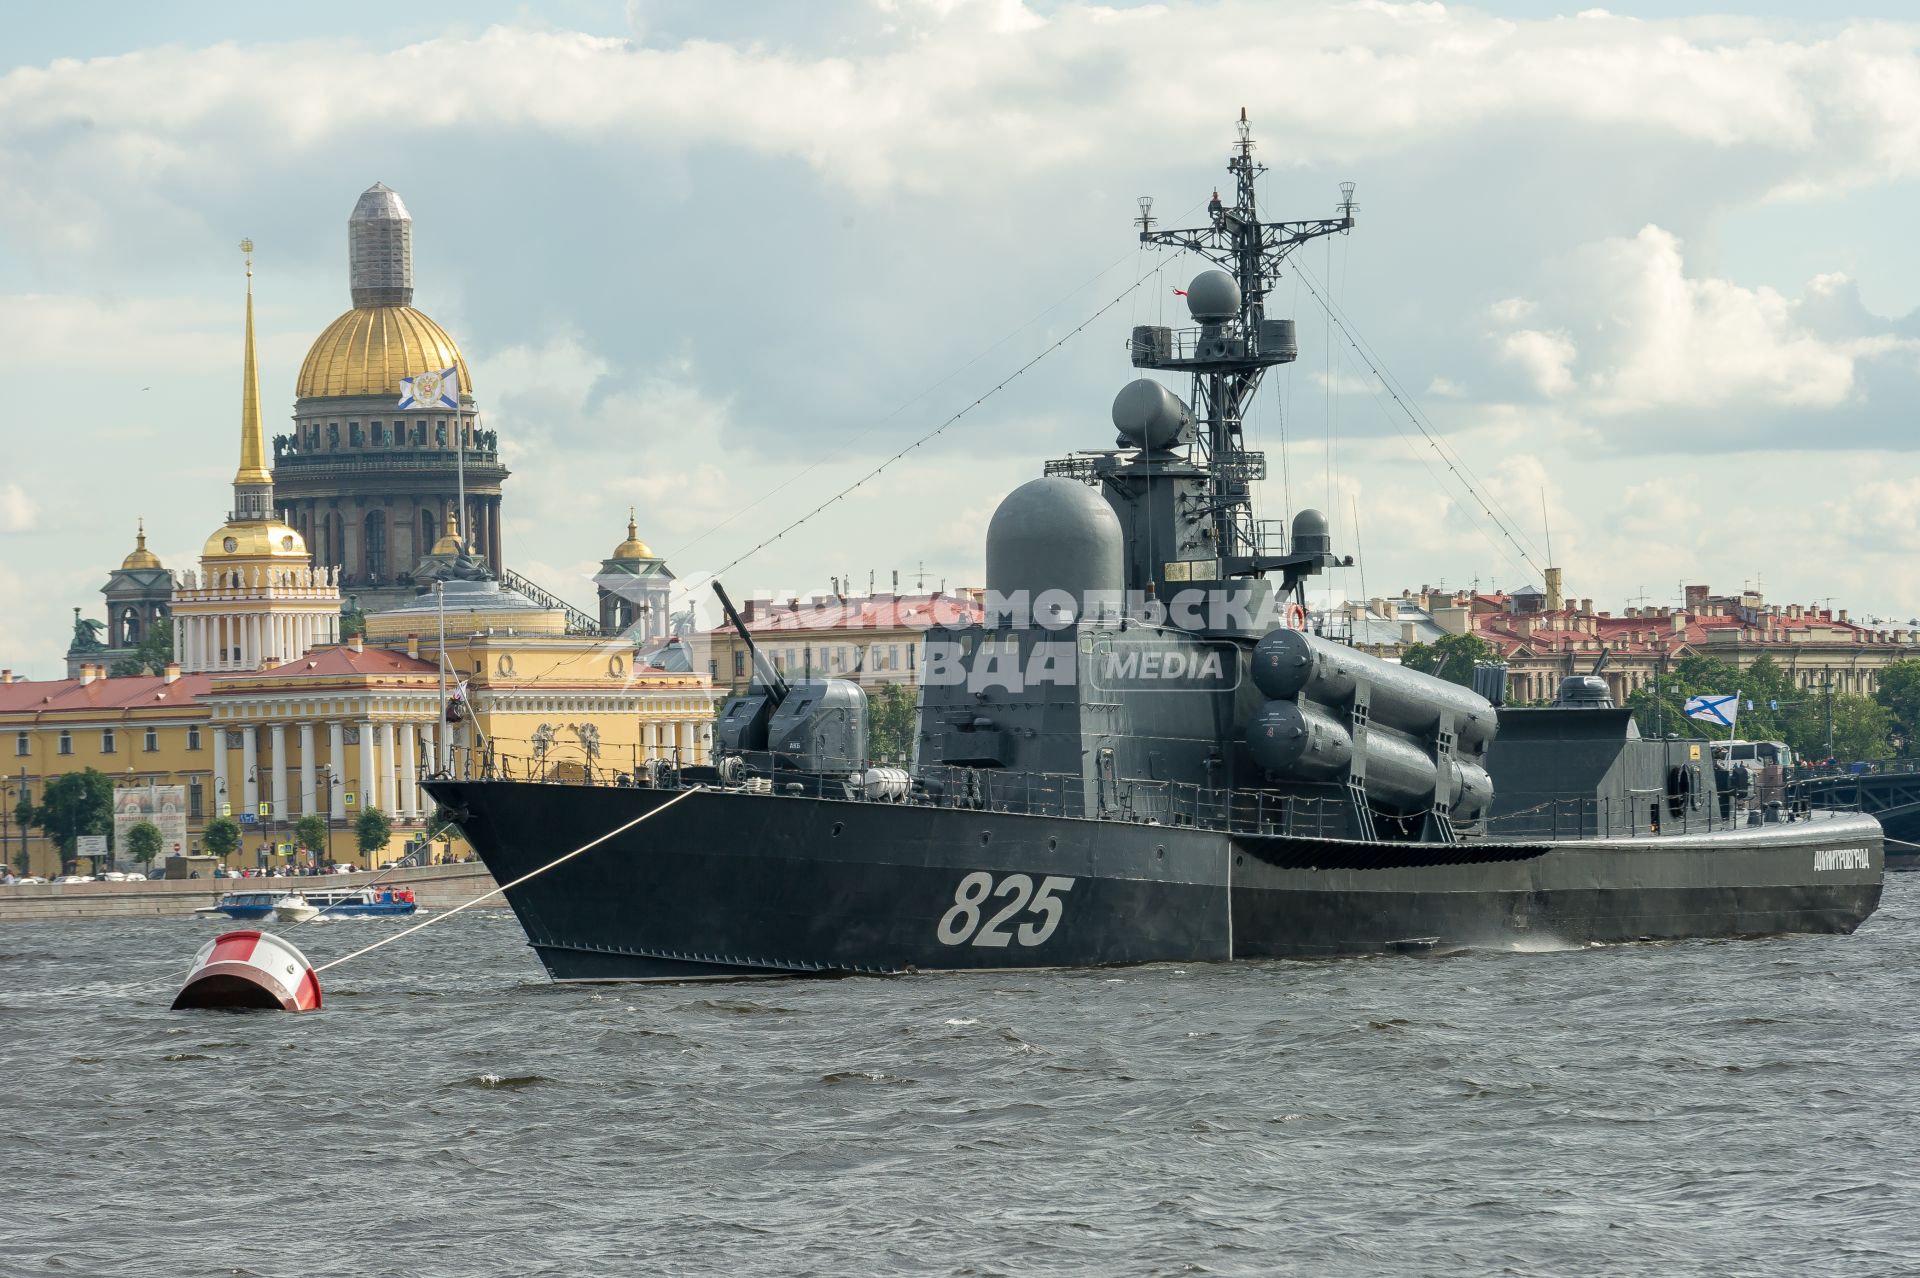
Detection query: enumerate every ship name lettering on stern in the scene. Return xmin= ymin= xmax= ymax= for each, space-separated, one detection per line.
xmin=1813 ymin=847 xmax=1871 ymax=872
xmin=937 ymin=872 xmax=1076 ymax=947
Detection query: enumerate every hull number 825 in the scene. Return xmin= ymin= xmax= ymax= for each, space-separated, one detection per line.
xmin=937 ymin=872 xmax=1075 ymax=947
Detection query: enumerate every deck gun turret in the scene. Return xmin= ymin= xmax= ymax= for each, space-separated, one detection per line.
xmin=711 ymin=582 xmax=869 ymax=776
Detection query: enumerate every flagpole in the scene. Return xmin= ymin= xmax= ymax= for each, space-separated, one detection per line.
xmin=436 ymin=580 xmax=448 ymax=775
xmin=455 ymin=398 xmax=468 ymax=557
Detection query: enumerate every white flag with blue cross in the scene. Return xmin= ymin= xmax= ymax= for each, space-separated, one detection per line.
xmin=1684 ymin=693 xmax=1738 ymax=729
xmin=398 ymin=367 xmax=460 ymax=409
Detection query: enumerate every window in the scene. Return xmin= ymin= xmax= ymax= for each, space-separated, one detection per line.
xmin=708 ymin=660 xmax=718 ymax=678
xmin=13 ymin=731 xmax=26 ymax=756
xmin=101 ymin=729 xmax=117 ymax=754
xmin=58 ymin=730 xmax=72 ymax=755
xmin=370 ymin=422 xmax=385 ymax=447
xmin=733 ymin=651 xmax=746 ymax=678
xmin=144 ymin=728 xmax=159 ymax=752
xmin=189 ymin=780 xmax=203 ymax=819
xmin=187 ymin=726 xmax=201 ymax=751
xmin=348 ymin=421 xmax=363 ymax=447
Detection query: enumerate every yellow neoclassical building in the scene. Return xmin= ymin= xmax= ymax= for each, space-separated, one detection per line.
xmin=3 ymin=243 xmax=721 ymax=876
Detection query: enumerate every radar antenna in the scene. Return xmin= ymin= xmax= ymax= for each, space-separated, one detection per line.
xmin=1133 ymin=108 xmax=1356 ymax=570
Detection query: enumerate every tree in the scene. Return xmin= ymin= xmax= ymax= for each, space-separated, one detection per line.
xmin=1400 ymin=632 xmax=1496 ymax=688
xmin=125 ymin=820 xmax=164 ymax=867
xmin=109 ymin=625 xmax=175 ymax=678
xmin=12 ymin=793 xmax=35 ymax=874
xmin=202 ymin=816 xmax=241 ymax=862
xmin=1874 ymin=658 xmax=1920 ymax=756
xmin=294 ymin=813 xmax=329 ymax=865
xmin=27 ymin=769 xmax=114 ymax=862
xmin=355 ymin=807 xmax=392 ymax=861
xmin=868 ymin=683 xmax=918 ymax=764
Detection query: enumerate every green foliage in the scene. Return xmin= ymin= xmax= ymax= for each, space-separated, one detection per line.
xmin=1623 ymin=654 xmax=1894 ymax=762
xmin=109 ymin=625 xmax=175 ymax=678
xmin=27 ymin=770 xmax=114 ymax=858
xmin=1874 ymin=658 xmax=1920 ymax=755
xmin=355 ymin=806 xmax=393 ymax=855
xmin=1819 ymin=694 xmax=1892 ymax=762
xmin=339 ymin=606 xmax=367 ymax=640
xmin=868 ymin=683 xmax=918 ymax=764
xmin=294 ymin=814 xmax=329 ymax=860
xmin=202 ymin=816 xmax=241 ymax=860
xmin=1400 ymin=633 xmax=1497 ymax=687
xmin=125 ymin=821 xmax=164 ymax=865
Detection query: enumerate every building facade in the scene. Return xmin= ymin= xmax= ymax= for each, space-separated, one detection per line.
xmin=696 ymin=589 xmax=987 ymax=693
xmin=270 ymin=184 xmax=509 ymax=606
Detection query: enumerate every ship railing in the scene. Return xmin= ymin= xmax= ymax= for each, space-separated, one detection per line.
xmin=1482 ymin=790 xmax=1761 ymax=840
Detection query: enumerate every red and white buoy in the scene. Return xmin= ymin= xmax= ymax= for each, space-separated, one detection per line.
xmin=171 ymin=929 xmax=323 ymax=1013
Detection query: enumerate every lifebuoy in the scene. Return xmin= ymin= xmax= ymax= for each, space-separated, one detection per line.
xmin=1283 ymin=602 xmax=1308 ymax=630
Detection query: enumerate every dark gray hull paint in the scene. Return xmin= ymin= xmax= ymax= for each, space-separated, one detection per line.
xmin=428 ymin=781 xmax=1884 ymax=982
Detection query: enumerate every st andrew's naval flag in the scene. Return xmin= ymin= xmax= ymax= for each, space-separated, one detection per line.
xmin=1684 ymin=693 xmax=1739 ymax=729
xmin=398 ymin=367 xmax=460 ymax=410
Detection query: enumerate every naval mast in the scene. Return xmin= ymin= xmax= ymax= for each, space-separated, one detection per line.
xmin=1133 ymin=107 xmax=1357 ymax=575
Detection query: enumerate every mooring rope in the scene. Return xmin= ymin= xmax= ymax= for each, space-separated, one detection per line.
xmin=312 ymin=786 xmax=705 ymax=975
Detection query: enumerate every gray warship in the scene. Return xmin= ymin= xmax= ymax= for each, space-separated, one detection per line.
xmin=424 ymin=114 xmax=1883 ymax=982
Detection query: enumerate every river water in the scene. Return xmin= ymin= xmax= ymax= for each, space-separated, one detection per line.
xmin=3 ymin=877 xmax=1916 ymax=1277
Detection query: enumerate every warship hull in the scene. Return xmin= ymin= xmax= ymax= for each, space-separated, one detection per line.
xmin=427 ymin=780 xmax=1884 ymax=982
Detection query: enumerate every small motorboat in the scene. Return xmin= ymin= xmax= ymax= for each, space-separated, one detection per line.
xmin=272 ymin=894 xmax=320 ymax=923
xmin=205 ymin=890 xmax=294 ymax=920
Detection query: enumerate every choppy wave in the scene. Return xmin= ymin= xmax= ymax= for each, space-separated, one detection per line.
xmin=2 ymin=883 xmax=1918 ymax=1276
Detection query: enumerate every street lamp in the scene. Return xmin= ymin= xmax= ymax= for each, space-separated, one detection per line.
xmin=316 ymin=765 xmax=340 ymax=874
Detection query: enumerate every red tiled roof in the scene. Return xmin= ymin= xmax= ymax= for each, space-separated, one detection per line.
xmin=0 ymin=672 xmax=216 ymax=715
xmin=719 ymin=593 xmax=985 ymax=635
xmin=221 ymin=646 xmax=439 ymax=680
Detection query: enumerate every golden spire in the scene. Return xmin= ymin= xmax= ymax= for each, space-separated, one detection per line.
xmin=234 ymin=238 xmax=271 ymax=486
xmin=121 ymin=517 xmax=163 ymax=570
xmin=612 ymin=506 xmax=655 ymax=560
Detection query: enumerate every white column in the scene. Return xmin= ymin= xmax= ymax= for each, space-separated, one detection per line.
xmin=420 ymin=722 xmax=437 ymax=778
xmin=269 ymin=723 xmax=289 ymax=822
xmin=328 ymin=722 xmax=347 ymax=820
xmin=401 ymin=722 xmax=420 ymax=819
xmin=377 ymin=721 xmax=397 ymax=816
xmin=212 ymin=723 xmax=229 ymax=818
xmin=299 ymin=722 xmax=317 ymax=815
xmin=358 ymin=720 xmax=376 ymax=817
xmin=241 ymin=725 xmax=259 ymax=815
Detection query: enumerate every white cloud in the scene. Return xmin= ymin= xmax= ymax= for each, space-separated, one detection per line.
xmin=1498 ymin=327 xmax=1578 ymax=398
xmin=1486 ymin=226 xmax=1919 ymax=415
xmin=1 ymin=3 xmax=1919 ymax=249
xmin=0 ymin=483 xmax=38 ymax=532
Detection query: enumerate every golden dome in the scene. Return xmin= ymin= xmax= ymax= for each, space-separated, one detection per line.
xmin=202 ymin=520 xmax=309 ymax=562
xmin=121 ymin=520 xmax=163 ymax=570
xmin=611 ymin=509 xmax=655 ymax=560
xmin=295 ymin=305 xmax=472 ymax=400
xmin=429 ymin=510 xmax=467 ymax=557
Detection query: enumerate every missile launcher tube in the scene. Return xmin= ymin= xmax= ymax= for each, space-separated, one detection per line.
xmin=1250 ymin=627 xmax=1497 ymax=754
xmin=1248 ymin=700 xmax=1492 ymax=820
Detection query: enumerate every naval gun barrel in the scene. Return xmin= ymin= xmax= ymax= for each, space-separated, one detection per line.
xmin=713 ymin=581 xmax=789 ymax=703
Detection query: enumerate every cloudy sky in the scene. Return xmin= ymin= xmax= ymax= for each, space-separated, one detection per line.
xmin=3 ymin=0 xmax=1919 ymax=677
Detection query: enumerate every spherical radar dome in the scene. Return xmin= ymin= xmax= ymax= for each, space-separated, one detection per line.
xmin=1185 ymin=270 xmax=1242 ymax=323
xmin=296 ymin=306 xmax=473 ymax=400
